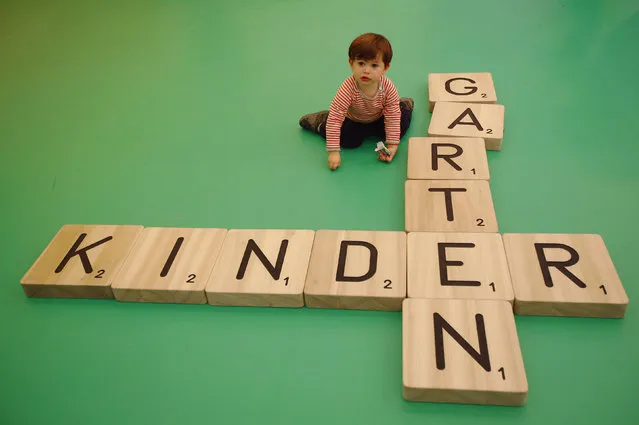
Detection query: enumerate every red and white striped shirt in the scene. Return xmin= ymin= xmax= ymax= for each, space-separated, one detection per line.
xmin=325 ymin=75 xmax=401 ymax=151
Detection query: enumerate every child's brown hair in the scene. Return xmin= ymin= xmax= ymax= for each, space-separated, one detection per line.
xmin=348 ymin=33 xmax=393 ymax=67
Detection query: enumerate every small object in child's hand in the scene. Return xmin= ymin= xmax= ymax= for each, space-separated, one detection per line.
xmin=375 ymin=141 xmax=392 ymax=156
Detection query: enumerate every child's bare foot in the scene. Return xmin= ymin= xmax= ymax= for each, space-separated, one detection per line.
xmin=299 ymin=110 xmax=329 ymax=134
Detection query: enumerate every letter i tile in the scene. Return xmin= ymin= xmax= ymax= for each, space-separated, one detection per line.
xmin=112 ymin=227 xmax=228 ymax=304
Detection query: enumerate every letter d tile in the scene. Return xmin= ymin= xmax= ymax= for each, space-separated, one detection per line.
xmin=304 ymin=230 xmax=406 ymax=311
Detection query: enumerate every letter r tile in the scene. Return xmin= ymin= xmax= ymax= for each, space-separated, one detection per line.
xmin=503 ymin=233 xmax=629 ymax=318
xmin=304 ymin=230 xmax=406 ymax=311
xmin=407 ymin=137 xmax=490 ymax=181
xmin=20 ymin=224 xmax=144 ymax=299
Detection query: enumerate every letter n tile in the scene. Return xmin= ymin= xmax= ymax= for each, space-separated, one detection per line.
xmin=403 ymin=298 xmax=528 ymax=406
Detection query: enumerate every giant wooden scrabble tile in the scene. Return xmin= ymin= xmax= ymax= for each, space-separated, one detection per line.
xmin=111 ymin=227 xmax=228 ymax=304
xmin=408 ymin=233 xmax=513 ymax=303
xmin=403 ymin=298 xmax=528 ymax=406
xmin=205 ymin=229 xmax=315 ymax=307
xmin=428 ymin=102 xmax=505 ymax=150
xmin=304 ymin=230 xmax=406 ymax=311
xmin=20 ymin=224 xmax=143 ymax=299
xmin=428 ymin=72 xmax=497 ymax=112
xmin=405 ymin=180 xmax=498 ymax=233
xmin=407 ymin=137 xmax=490 ymax=180
xmin=503 ymin=233 xmax=629 ymax=318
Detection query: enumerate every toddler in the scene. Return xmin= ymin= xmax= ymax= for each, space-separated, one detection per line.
xmin=299 ymin=33 xmax=414 ymax=170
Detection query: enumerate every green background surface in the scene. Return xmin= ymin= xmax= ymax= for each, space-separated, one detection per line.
xmin=1 ymin=0 xmax=638 ymax=424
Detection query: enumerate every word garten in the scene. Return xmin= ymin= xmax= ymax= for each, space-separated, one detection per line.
xmin=20 ymin=72 xmax=629 ymax=408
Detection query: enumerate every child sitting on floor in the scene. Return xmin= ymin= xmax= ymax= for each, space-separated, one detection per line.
xmin=299 ymin=32 xmax=414 ymax=170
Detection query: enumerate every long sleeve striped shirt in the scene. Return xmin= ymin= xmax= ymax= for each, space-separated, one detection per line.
xmin=325 ymin=75 xmax=401 ymax=152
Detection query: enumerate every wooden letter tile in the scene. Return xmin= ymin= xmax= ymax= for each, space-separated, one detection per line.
xmin=428 ymin=102 xmax=505 ymax=150
xmin=20 ymin=224 xmax=143 ymax=299
xmin=405 ymin=180 xmax=498 ymax=233
xmin=304 ymin=230 xmax=406 ymax=311
xmin=503 ymin=233 xmax=629 ymax=318
xmin=205 ymin=229 xmax=315 ymax=307
xmin=111 ymin=227 xmax=228 ymax=304
xmin=428 ymin=72 xmax=497 ymax=112
xmin=408 ymin=233 xmax=513 ymax=303
xmin=403 ymin=298 xmax=528 ymax=406
xmin=407 ymin=137 xmax=490 ymax=181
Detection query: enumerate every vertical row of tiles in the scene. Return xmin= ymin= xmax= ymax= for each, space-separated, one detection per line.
xmin=402 ymin=72 xmax=627 ymax=407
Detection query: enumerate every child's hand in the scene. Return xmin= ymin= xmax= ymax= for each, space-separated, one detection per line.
xmin=328 ymin=151 xmax=341 ymax=170
xmin=378 ymin=144 xmax=398 ymax=162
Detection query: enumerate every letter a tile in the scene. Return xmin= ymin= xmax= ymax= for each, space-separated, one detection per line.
xmin=428 ymin=72 xmax=497 ymax=112
xmin=111 ymin=227 xmax=228 ymax=304
xmin=407 ymin=137 xmax=490 ymax=180
xmin=304 ymin=230 xmax=406 ymax=311
xmin=205 ymin=229 xmax=315 ymax=307
xmin=405 ymin=180 xmax=498 ymax=233
xmin=20 ymin=224 xmax=144 ymax=299
xmin=403 ymin=298 xmax=528 ymax=406
xmin=503 ymin=233 xmax=629 ymax=318
xmin=407 ymin=233 xmax=513 ymax=303
xmin=428 ymin=102 xmax=505 ymax=150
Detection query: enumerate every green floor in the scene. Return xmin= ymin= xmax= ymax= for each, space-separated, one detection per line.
xmin=1 ymin=0 xmax=638 ymax=423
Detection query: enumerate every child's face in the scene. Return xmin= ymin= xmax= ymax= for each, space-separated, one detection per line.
xmin=349 ymin=52 xmax=389 ymax=87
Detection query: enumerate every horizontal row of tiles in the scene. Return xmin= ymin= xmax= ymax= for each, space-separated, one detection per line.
xmin=20 ymin=225 xmax=629 ymax=318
